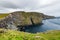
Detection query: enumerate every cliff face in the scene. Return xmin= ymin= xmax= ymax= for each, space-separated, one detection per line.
xmin=0 ymin=11 xmax=55 ymax=30
xmin=7 ymin=11 xmax=43 ymax=26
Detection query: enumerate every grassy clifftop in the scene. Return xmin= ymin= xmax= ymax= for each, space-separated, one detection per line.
xmin=0 ymin=29 xmax=60 ymax=40
xmin=0 ymin=14 xmax=9 ymax=19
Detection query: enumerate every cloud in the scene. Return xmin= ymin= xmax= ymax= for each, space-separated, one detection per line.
xmin=0 ymin=0 xmax=60 ymax=16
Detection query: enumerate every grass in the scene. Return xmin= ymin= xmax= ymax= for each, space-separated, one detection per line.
xmin=0 ymin=14 xmax=9 ymax=19
xmin=0 ymin=29 xmax=60 ymax=40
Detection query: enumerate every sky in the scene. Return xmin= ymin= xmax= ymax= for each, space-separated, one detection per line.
xmin=0 ymin=0 xmax=60 ymax=16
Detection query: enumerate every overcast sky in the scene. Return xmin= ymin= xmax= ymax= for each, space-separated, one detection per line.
xmin=0 ymin=0 xmax=60 ymax=16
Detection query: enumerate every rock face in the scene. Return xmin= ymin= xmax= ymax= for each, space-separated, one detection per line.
xmin=8 ymin=11 xmax=43 ymax=26
xmin=0 ymin=11 xmax=55 ymax=30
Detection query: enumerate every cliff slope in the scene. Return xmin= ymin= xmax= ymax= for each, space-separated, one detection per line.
xmin=0 ymin=11 xmax=55 ymax=30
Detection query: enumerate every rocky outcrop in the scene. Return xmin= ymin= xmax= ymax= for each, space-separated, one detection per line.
xmin=0 ymin=11 xmax=55 ymax=30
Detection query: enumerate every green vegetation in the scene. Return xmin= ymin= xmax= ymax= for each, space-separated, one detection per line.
xmin=0 ymin=14 xmax=9 ymax=18
xmin=0 ymin=29 xmax=60 ymax=40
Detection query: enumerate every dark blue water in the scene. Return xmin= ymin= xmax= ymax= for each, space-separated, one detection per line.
xmin=25 ymin=18 xmax=60 ymax=33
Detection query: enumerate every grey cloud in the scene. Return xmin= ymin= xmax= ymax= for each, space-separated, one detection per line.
xmin=0 ymin=0 xmax=40 ymax=9
xmin=0 ymin=0 xmax=60 ymax=16
xmin=0 ymin=1 xmax=19 ymax=8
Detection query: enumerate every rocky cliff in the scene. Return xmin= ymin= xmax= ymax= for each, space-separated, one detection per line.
xmin=0 ymin=11 xmax=55 ymax=30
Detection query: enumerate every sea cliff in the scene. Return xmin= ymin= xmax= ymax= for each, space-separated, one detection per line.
xmin=0 ymin=11 xmax=55 ymax=30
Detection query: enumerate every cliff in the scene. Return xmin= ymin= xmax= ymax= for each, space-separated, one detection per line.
xmin=0 ymin=11 xmax=55 ymax=30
